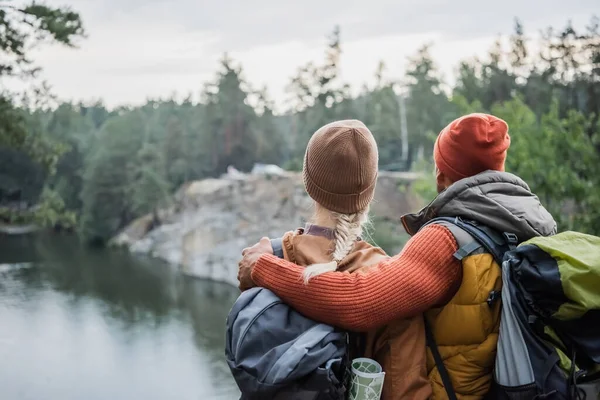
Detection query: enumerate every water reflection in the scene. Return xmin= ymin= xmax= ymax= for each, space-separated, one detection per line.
xmin=0 ymin=234 xmax=240 ymax=400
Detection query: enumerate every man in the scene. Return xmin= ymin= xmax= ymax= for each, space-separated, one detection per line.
xmin=238 ymin=113 xmax=557 ymax=399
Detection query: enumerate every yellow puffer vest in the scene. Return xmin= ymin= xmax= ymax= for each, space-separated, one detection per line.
xmin=425 ymin=222 xmax=503 ymax=400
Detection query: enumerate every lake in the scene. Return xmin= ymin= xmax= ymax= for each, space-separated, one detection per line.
xmin=0 ymin=234 xmax=241 ymax=400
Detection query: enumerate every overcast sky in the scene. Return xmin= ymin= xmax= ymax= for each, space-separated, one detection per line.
xmin=13 ymin=0 xmax=599 ymax=110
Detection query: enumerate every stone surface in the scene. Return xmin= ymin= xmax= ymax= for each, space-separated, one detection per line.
xmin=112 ymin=171 xmax=422 ymax=286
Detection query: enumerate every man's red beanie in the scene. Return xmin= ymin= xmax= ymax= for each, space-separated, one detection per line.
xmin=433 ymin=113 xmax=511 ymax=183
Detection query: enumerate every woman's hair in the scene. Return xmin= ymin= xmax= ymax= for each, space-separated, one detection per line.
xmin=302 ymin=206 xmax=370 ymax=284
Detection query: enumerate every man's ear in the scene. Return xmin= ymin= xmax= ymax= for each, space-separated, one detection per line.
xmin=435 ymin=168 xmax=445 ymax=193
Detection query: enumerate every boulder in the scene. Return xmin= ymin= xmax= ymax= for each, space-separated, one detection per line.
xmin=113 ymin=171 xmax=421 ymax=286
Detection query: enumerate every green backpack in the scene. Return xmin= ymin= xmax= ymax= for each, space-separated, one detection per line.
xmin=491 ymin=231 xmax=600 ymax=399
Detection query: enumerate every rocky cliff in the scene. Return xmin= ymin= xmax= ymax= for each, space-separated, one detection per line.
xmin=112 ymin=171 xmax=422 ymax=286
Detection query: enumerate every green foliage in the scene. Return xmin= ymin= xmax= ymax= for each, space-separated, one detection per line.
xmin=0 ymin=0 xmax=85 ymax=228
xmin=361 ymin=63 xmax=404 ymax=167
xmin=495 ymin=97 xmax=600 ymax=234
xmin=0 ymin=0 xmax=84 ymax=182
xmin=79 ymin=111 xmax=146 ymax=243
xmin=366 ymin=217 xmax=410 ymax=256
xmin=404 ymin=44 xmax=456 ymax=165
xmin=282 ymin=157 xmax=303 ymax=172
xmin=285 ymin=27 xmax=356 ymax=166
xmin=410 ymin=159 xmax=438 ymax=204
xmin=254 ymin=91 xmax=285 ymax=165
xmin=131 ymin=143 xmax=170 ymax=216
xmin=450 ymin=94 xmax=484 ymax=115
xmin=4 ymin=16 xmax=600 ymax=245
xmin=0 ymin=96 xmax=68 ymax=174
xmin=201 ymin=55 xmax=261 ymax=174
xmin=0 ymin=187 xmax=76 ymax=229
xmin=163 ymin=115 xmax=188 ymax=186
xmin=33 ymin=187 xmax=77 ymax=230
xmin=40 ymin=103 xmax=97 ymax=211
xmin=0 ymin=0 xmax=84 ymax=77
xmin=0 ymin=206 xmax=31 ymax=224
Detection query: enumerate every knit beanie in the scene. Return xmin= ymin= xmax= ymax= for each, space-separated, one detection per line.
xmin=303 ymin=120 xmax=378 ymax=214
xmin=434 ymin=113 xmax=511 ymax=183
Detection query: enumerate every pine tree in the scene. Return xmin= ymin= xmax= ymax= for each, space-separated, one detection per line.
xmin=404 ymin=44 xmax=453 ymax=167
xmin=362 ymin=62 xmax=403 ymax=168
xmin=79 ymin=111 xmax=145 ymax=244
xmin=131 ymin=143 xmax=170 ymax=217
xmin=0 ymin=0 xmax=84 ymax=171
xmin=202 ymin=54 xmax=259 ymax=174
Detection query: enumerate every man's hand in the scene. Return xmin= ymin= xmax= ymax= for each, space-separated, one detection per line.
xmin=238 ymin=237 xmax=273 ymax=291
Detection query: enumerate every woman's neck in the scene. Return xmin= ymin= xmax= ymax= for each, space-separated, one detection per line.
xmin=311 ymin=204 xmax=337 ymax=229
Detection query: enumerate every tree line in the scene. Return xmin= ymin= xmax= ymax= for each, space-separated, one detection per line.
xmin=1 ymin=1 xmax=598 ymax=244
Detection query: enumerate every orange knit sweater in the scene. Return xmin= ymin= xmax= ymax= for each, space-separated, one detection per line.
xmin=251 ymin=224 xmax=462 ymax=332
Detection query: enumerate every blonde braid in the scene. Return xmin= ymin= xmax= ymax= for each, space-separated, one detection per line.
xmin=303 ymin=207 xmax=370 ymax=284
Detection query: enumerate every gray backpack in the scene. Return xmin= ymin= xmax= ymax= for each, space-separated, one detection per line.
xmin=225 ymin=238 xmax=350 ymax=400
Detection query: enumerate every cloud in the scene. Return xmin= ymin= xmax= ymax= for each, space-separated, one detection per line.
xmin=11 ymin=0 xmax=598 ymax=107
xmin=49 ymin=0 xmax=600 ymax=48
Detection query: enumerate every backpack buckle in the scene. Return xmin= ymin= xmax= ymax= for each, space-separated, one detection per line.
xmin=503 ymin=232 xmax=518 ymax=244
xmin=487 ymin=290 xmax=500 ymax=307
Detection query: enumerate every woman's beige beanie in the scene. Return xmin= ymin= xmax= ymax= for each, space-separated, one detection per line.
xmin=302 ymin=119 xmax=378 ymax=214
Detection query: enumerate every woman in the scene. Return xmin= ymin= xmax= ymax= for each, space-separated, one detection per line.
xmin=274 ymin=119 xmax=431 ymax=400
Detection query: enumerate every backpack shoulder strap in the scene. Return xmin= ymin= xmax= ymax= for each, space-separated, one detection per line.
xmin=420 ymin=216 xmax=518 ymax=400
xmin=424 ymin=315 xmax=458 ymax=400
xmin=270 ymin=237 xmax=284 ymax=259
xmin=423 ymin=216 xmax=517 ymax=266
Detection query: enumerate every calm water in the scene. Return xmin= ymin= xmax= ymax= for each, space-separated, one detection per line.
xmin=0 ymin=234 xmax=240 ymax=400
